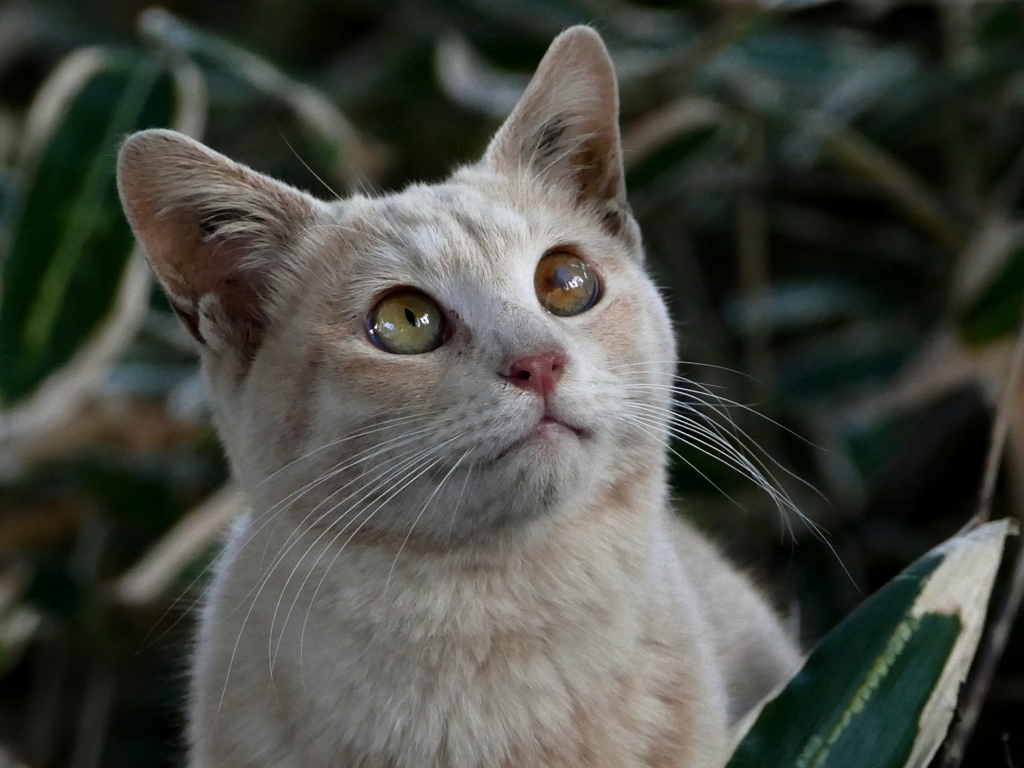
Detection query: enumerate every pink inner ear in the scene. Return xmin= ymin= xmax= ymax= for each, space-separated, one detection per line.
xmin=147 ymin=207 xmax=270 ymax=347
xmin=117 ymin=130 xmax=317 ymax=362
xmin=194 ymin=237 xmax=270 ymax=333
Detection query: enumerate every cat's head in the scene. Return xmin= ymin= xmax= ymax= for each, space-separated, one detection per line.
xmin=117 ymin=26 xmax=676 ymax=546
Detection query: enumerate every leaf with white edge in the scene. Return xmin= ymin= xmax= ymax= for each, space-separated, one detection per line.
xmin=0 ymin=48 xmax=204 ymax=466
xmin=727 ymin=519 xmax=1014 ymax=768
xmin=0 ymin=49 xmax=177 ymax=404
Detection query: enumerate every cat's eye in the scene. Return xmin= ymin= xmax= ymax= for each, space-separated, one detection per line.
xmin=368 ymin=290 xmax=447 ymax=354
xmin=535 ymin=251 xmax=599 ymax=317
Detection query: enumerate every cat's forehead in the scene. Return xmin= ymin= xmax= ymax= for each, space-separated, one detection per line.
xmin=311 ymin=179 xmax=576 ymax=301
xmin=341 ymin=181 xmax=535 ymax=265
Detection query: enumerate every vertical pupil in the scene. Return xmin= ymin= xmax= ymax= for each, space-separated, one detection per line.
xmin=404 ymin=307 xmax=417 ymax=327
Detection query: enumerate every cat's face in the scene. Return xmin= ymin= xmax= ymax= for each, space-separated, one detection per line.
xmin=117 ymin=27 xmax=675 ymax=545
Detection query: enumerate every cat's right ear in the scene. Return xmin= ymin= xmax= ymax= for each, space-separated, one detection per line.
xmin=117 ymin=129 xmax=317 ymax=367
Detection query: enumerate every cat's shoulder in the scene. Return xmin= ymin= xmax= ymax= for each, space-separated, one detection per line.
xmin=666 ymin=511 xmax=802 ymax=720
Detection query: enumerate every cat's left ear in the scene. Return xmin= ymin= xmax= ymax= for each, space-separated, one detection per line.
xmin=482 ymin=26 xmax=633 ymax=240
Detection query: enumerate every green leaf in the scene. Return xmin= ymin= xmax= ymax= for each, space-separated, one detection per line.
xmin=777 ymin=335 xmax=913 ymax=398
xmin=959 ymin=244 xmax=1024 ymax=345
xmin=727 ymin=519 xmax=1013 ymax=768
xmin=0 ymin=49 xmax=176 ymax=403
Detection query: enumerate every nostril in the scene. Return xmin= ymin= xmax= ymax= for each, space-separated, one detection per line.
xmin=504 ymin=349 xmax=566 ymax=396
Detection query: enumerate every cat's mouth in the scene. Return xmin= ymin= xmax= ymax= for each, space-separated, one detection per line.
xmin=484 ymin=413 xmax=588 ymax=465
xmin=538 ymin=414 xmax=585 ymax=435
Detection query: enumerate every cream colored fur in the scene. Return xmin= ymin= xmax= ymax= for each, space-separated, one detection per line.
xmin=116 ymin=26 xmax=801 ymax=768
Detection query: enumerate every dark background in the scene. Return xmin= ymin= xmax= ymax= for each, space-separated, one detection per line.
xmin=0 ymin=0 xmax=1022 ymax=765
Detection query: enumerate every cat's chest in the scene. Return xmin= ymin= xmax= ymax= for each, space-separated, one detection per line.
xmin=193 ymin=514 xmax=727 ymax=768
xmin=249 ymin=583 xmax=706 ymax=768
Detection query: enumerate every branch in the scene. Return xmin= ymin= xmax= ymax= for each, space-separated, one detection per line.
xmin=817 ymin=122 xmax=966 ymax=254
xmin=941 ymin=304 xmax=1024 ymax=767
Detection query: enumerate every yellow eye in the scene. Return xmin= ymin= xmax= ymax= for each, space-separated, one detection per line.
xmin=368 ymin=290 xmax=446 ymax=354
xmin=535 ymin=251 xmax=600 ymax=317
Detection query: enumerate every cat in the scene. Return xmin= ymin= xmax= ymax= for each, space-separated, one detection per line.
xmin=116 ymin=25 xmax=801 ymax=768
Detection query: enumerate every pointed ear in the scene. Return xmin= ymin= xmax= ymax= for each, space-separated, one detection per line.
xmin=482 ymin=26 xmax=630 ymax=235
xmin=117 ymin=129 xmax=317 ymax=367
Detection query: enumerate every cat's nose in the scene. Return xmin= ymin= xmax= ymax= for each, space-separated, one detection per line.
xmin=504 ymin=350 xmax=565 ymax=397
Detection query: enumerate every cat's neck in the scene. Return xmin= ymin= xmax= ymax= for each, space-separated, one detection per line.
xmin=245 ymin=464 xmax=666 ymax=606
xmin=227 ymin=465 xmax=672 ymax=665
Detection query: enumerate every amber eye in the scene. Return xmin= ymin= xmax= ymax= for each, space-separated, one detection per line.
xmin=535 ymin=251 xmax=600 ymax=317
xmin=368 ymin=290 xmax=446 ymax=354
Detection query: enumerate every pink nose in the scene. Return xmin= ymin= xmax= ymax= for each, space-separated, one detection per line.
xmin=504 ymin=350 xmax=565 ymax=397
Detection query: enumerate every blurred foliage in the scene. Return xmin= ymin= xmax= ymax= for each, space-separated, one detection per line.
xmin=1 ymin=0 xmax=1024 ymax=766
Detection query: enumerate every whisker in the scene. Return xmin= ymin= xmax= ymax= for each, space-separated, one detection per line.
xmin=251 ymin=411 xmax=441 ymax=496
xmin=627 ymin=408 xmax=799 ymax=535
xmin=626 ymin=403 xmax=802 ymax=518
xmin=268 ymin=440 xmax=454 ymax=672
xmin=620 ymin=415 xmax=748 ymax=513
xmin=623 ymin=380 xmax=815 ymax=447
xmin=267 ymin=434 xmax=467 ymax=676
xmin=279 ymin=130 xmax=341 ymax=201
xmin=628 ymin=406 xmax=774 ymax=491
xmin=382 ymin=448 xmax=472 ymax=599
xmin=630 ymin=401 xmax=781 ymax=486
xmin=626 ymin=395 xmax=822 ymax=501
xmin=254 ymin=419 xmax=457 ymax=570
xmin=295 ymin=437 xmax=465 ymax=671
xmin=621 ymin=403 xmax=851 ymax=581
xmin=446 ymin=460 xmax=475 ymax=545
xmin=220 ymin=422 xmax=454 ymax=624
